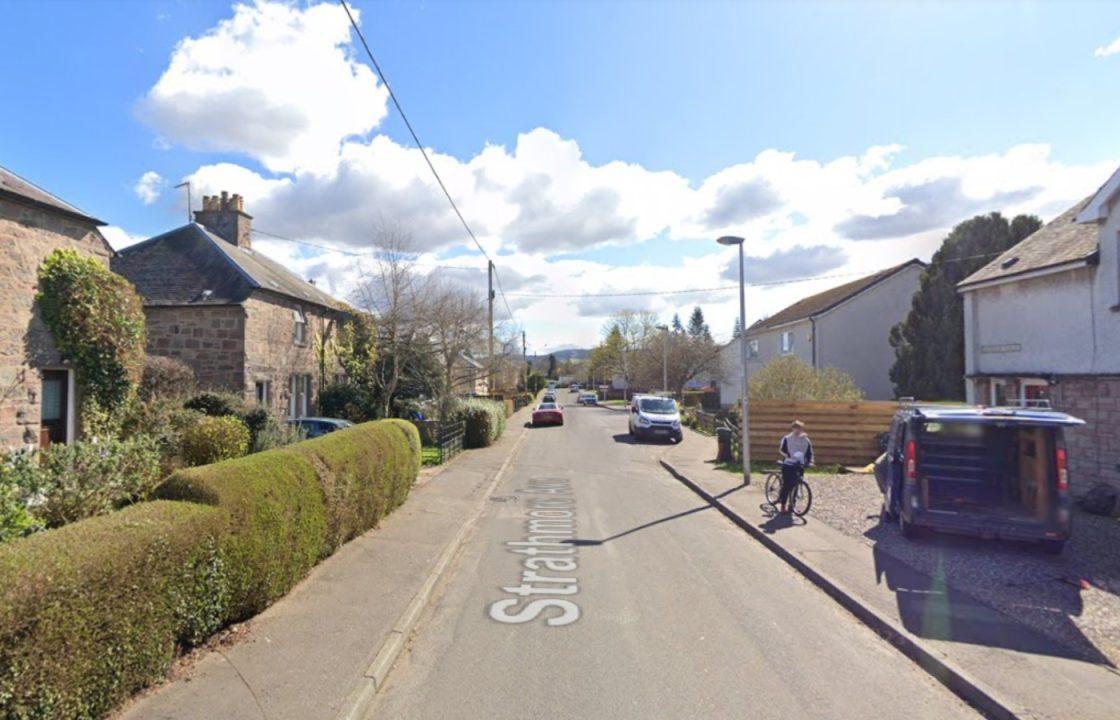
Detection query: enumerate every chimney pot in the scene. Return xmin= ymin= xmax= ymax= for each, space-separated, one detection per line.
xmin=192 ymin=190 xmax=252 ymax=249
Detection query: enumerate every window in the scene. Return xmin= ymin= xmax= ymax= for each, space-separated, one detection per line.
xmin=1021 ymin=379 xmax=1051 ymax=407
xmin=780 ymin=331 xmax=794 ymax=354
xmin=991 ymin=379 xmax=1008 ymax=406
xmin=288 ymin=373 xmax=312 ymax=417
xmin=293 ymin=308 xmax=307 ymax=345
xmin=255 ymin=380 xmax=271 ymax=406
xmin=748 ymin=339 xmax=759 ymax=358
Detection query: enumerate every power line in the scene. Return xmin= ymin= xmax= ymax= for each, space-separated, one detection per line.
xmin=338 ymin=0 xmax=518 ymax=330
xmin=251 ymin=228 xmax=481 ymax=271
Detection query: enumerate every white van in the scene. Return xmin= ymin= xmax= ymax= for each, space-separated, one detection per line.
xmin=628 ymin=395 xmax=682 ymax=443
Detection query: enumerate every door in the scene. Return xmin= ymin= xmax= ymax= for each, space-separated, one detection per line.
xmin=40 ymin=369 xmax=69 ymax=446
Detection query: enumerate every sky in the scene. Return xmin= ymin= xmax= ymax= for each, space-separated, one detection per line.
xmin=3 ymin=0 xmax=1120 ymax=353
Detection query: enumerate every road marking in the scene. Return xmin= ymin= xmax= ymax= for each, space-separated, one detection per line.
xmin=488 ymin=476 xmax=581 ymax=627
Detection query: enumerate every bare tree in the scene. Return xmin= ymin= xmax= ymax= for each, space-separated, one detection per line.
xmin=426 ymin=277 xmax=488 ymax=402
xmin=350 ymin=221 xmax=436 ymax=417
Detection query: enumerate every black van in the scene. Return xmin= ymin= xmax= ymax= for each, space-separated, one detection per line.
xmin=875 ymin=405 xmax=1084 ymax=553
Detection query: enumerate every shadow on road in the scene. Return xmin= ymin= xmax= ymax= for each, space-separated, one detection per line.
xmin=565 ymin=504 xmax=713 ymax=546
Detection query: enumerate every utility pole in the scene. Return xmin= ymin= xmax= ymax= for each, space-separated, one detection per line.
xmin=487 ymin=260 xmax=495 ymax=395
xmin=522 ymin=330 xmax=528 ymax=390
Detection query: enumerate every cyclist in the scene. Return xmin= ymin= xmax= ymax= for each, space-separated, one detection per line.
xmin=778 ymin=420 xmax=813 ymax=514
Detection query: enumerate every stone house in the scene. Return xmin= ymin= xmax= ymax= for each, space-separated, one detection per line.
xmin=959 ymin=168 xmax=1120 ymax=492
xmin=449 ymin=352 xmax=487 ymax=396
xmin=112 ymin=192 xmax=347 ymax=419
xmin=719 ymin=259 xmax=925 ymax=404
xmin=0 ymin=166 xmax=114 ymax=449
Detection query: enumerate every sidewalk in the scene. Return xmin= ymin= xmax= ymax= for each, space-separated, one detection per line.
xmin=116 ymin=410 xmax=531 ymax=720
xmin=660 ymin=427 xmax=1120 ymax=720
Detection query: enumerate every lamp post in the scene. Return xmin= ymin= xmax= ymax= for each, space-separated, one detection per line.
xmin=656 ymin=324 xmax=669 ymax=394
xmin=717 ymin=235 xmax=750 ymax=485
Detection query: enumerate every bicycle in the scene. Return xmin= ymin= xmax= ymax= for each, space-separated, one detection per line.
xmin=764 ymin=461 xmax=813 ymax=517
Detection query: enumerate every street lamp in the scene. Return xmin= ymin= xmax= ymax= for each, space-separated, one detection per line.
xmin=655 ymin=324 xmax=669 ymax=394
xmin=717 ymin=235 xmax=750 ymax=485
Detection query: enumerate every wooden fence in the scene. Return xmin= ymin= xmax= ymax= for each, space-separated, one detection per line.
xmin=685 ymin=401 xmax=898 ymax=466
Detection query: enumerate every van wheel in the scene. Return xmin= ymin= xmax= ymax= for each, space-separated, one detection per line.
xmin=899 ymin=514 xmax=921 ymax=540
xmin=1040 ymin=539 xmax=1065 ymax=555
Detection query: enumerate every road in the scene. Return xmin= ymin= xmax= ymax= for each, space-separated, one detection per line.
xmin=367 ymin=401 xmax=979 ymax=720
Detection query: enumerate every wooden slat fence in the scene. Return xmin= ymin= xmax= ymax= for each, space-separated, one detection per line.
xmin=747 ymin=401 xmax=896 ymax=466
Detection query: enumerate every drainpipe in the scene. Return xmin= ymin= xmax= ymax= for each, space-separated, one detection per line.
xmin=810 ymin=317 xmax=818 ymax=368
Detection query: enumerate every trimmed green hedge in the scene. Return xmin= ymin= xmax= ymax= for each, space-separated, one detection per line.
xmin=0 ymin=420 xmax=419 ymax=719
xmin=453 ymin=398 xmax=507 ymax=449
xmin=0 ymin=501 xmax=227 ymax=720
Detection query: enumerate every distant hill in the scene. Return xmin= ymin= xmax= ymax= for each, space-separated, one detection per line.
xmin=529 ymin=348 xmax=591 ymax=362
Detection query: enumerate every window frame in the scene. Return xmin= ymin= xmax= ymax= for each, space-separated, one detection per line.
xmin=293 ymin=307 xmax=308 ymax=346
xmin=747 ymin=338 xmax=759 ymax=358
xmin=780 ymin=330 xmax=794 ymax=355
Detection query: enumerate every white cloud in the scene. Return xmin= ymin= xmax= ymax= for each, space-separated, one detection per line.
xmin=139 ymin=0 xmax=388 ymax=173
xmin=1094 ymin=35 xmax=1120 ymax=57
xmin=138 ymin=1 xmax=1117 ymax=349
xmin=101 ymin=225 xmax=148 ymax=250
xmin=133 ymin=171 xmax=166 ymax=205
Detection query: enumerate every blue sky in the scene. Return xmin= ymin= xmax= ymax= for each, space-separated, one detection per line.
xmin=3 ymin=1 xmax=1119 ymax=349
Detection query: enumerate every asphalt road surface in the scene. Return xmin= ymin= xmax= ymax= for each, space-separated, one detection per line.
xmin=367 ymin=402 xmax=979 ymax=720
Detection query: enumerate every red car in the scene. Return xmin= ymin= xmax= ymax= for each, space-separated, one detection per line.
xmin=532 ymin=401 xmax=564 ymax=427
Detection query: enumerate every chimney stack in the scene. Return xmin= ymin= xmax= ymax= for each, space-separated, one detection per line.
xmin=193 ymin=191 xmax=252 ymax=249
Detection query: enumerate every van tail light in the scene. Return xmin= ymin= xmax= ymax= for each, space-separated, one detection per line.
xmin=904 ymin=439 xmax=918 ymax=480
xmin=1055 ymin=445 xmax=1069 ymax=492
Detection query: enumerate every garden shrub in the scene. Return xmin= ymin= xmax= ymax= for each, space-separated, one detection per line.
xmin=318 ymin=381 xmax=375 ymax=423
xmin=36 ymin=248 xmax=146 ymax=412
xmin=452 ymin=398 xmax=507 ymax=448
xmin=180 ymin=416 xmax=250 ymax=467
xmin=0 ymin=500 xmax=228 ymax=720
xmin=0 ymin=454 xmax=41 ymax=542
xmin=157 ymin=419 xmax=420 ymax=616
xmin=16 ymin=435 xmax=163 ymax=529
xmin=139 ymin=356 xmax=196 ymax=401
xmin=183 ymin=391 xmax=245 ymax=418
xmin=182 ymin=392 xmax=278 ymax=451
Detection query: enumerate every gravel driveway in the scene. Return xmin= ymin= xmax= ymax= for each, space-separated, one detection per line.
xmin=807 ymin=471 xmax=1120 ymax=665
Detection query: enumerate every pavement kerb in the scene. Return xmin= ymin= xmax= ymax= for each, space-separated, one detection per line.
xmin=658 ymin=457 xmax=1019 ymax=720
xmin=334 ymin=418 xmax=531 ymax=720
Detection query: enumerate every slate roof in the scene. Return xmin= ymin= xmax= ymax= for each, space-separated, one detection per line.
xmin=748 ymin=259 xmax=925 ymax=332
xmin=958 ymin=197 xmax=1099 ymax=289
xmin=112 ymin=223 xmax=345 ymax=310
xmin=0 ymin=165 xmax=104 ymax=225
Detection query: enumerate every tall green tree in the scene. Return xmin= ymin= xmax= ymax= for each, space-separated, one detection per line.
xmin=687 ymin=306 xmax=710 ymax=339
xmin=889 ymin=212 xmax=1041 ymax=400
xmin=671 ymin=313 xmax=684 ymax=333
xmin=546 ymin=354 xmax=558 ymax=379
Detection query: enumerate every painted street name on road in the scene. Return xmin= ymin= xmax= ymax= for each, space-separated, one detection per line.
xmin=488 ymin=476 xmax=581 ymax=627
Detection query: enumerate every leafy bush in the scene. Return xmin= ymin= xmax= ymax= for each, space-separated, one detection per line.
xmin=157 ymin=419 xmax=420 ymax=616
xmin=0 ymin=501 xmax=228 ymax=719
xmin=180 ymin=416 xmax=250 ymax=467
xmin=183 ymin=392 xmax=245 ymax=418
xmin=139 ymin=356 xmax=196 ymax=401
xmin=36 ymin=248 xmax=146 ymax=411
xmin=319 ymin=381 xmax=375 ymax=423
xmin=452 ymin=398 xmax=506 ymax=448
xmin=0 ymin=420 xmax=420 ymax=718
xmin=748 ymin=356 xmax=864 ymax=402
xmin=0 ymin=454 xmax=41 ymax=542
xmin=9 ymin=436 xmax=163 ymax=530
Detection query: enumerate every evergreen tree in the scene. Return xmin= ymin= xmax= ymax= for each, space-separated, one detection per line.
xmin=731 ymin=316 xmax=742 ymax=339
xmin=671 ymin=313 xmax=684 ymax=333
xmin=889 ymin=212 xmax=1041 ymax=400
xmin=546 ymin=353 xmax=558 ymax=379
xmin=687 ymin=306 xmax=711 ymax=339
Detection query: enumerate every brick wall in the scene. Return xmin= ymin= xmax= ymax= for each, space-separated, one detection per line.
xmin=143 ymin=305 xmax=246 ymax=392
xmin=1052 ymin=376 xmax=1120 ymax=494
xmin=242 ymin=293 xmax=340 ymax=418
xmin=0 ymin=196 xmax=111 ymax=449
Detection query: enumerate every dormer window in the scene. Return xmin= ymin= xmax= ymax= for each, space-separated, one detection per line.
xmin=293 ymin=307 xmax=307 ymax=345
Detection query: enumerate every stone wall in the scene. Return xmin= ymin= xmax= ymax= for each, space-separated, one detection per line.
xmin=0 ymin=195 xmax=111 ymax=449
xmin=242 ymin=293 xmax=341 ymax=418
xmin=143 ymin=305 xmax=246 ymax=392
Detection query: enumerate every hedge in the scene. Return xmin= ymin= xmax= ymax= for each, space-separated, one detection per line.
xmin=0 ymin=420 xmax=419 ymax=719
xmin=0 ymin=501 xmax=227 ymax=720
xmin=453 ymin=398 xmax=507 ymax=448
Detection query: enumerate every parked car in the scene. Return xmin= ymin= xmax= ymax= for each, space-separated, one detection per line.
xmin=628 ymin=395 xmax=682 ymax=443
xmin=577 ymin=392 xmax=598 ymax=406
xmin=569 ymin=382 xmax=580 ymax=393
xmin=875 ymin=404 xmax=1084 ymax=553
xmin=542 ymin=391 xmax=557 ymax=403
xmin=286 ymin=417 xmax=354 ymax=440
xmin=532 ymin=401 xmax=564 ymax=427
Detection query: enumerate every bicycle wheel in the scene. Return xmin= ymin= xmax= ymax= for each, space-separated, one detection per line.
xmin=791 ymin=481 xmax=813 ymax=517
xmin=764 ymin=472 xmax=782 ymax=505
